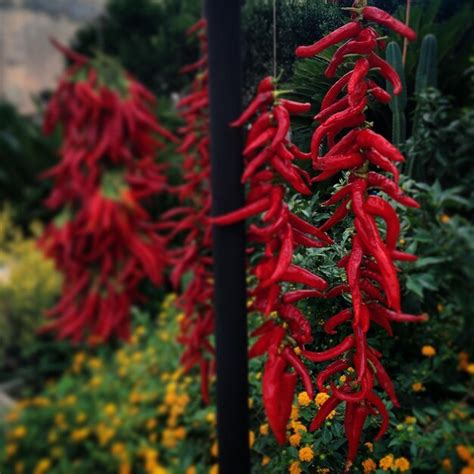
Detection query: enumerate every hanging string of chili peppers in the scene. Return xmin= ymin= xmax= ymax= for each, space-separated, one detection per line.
xmin=294 ymin=2 xmax=425 ymax=470
xmin=40 ymin=41 xmax=177 ymax=343
xmin=211 ymin=77 xmax=333 ymax=443
xmin=158 ymin=19 xmax=215 ymax=404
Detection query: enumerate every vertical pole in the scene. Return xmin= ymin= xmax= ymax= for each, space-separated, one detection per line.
xmin=205 ymin=1 xmax=250 ymax=473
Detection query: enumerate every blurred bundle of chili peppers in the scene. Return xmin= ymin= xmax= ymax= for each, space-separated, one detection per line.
xmin=39 ymin=42 xmax=176 ymax=343
xmin=158 ymin=19 xmax=215 ymax=403
xmin=211 ymin=78 xmax=334 ymax=443
xmin=213 ymin=3 xmax=425 ymax=470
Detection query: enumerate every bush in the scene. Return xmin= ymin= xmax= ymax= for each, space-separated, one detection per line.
xmin=2 ymin=178 xmax=474 ymax=473
xmin=0 ymin=207 xmax=63 ymax=382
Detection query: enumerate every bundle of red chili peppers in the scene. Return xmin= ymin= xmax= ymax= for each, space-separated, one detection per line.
xmin=213 ymin=3 xmax=427 ymax=470
xmin=211 ymin=77 xmax=335 ymax=442
xmin=158 ymin=19 xmax=215 ymax=403
xmin=40 ymin=41 xmax=176 ymax=343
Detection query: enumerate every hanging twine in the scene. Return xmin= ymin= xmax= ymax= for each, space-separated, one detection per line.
xmin=272 ymin=0 xmax=277 ymax=77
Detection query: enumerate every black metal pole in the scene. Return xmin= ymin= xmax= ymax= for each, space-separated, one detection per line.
xmin=205 ymin=1 xmax=250 ymax=473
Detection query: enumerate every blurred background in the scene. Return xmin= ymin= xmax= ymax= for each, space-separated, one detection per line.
xmin=0 ymin=0 xmax=473 ymax=473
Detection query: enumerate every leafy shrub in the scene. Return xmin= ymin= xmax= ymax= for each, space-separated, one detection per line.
xmin=2 ymin=180 xmax=473 ymax=473
xmin=0 ymin=207 xmax=62 ymax=381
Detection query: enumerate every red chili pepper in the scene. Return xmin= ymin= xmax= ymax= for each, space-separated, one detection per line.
xmin=283 ymin=346 xmax=314 ymax=398
xmin=271 ymin=105 xmax=291 ymax=149
xmin=281 ymin=264 xmax=328 ymax=291
xmin=296 ymin=21 xmax=362 ymax=58
xmin=365 ymin=196 xmax=400 ymax=249
xmin=316 ymin=359 xmax=350 ymax=392
xmin=210 ymin=197 xmax=270 ymax=225
xmin=279 ymin=99 xmax=311 ymax=114
xmin=257 ymin=75 xmax=276 ymax=94
xmin=288 ymin=212 xmax=333 ymax=244
xmin=368 ymin=52 xmax=402 ymax=95
xmin=309 ymin=394 xmax=342 ymax=431
xmin=231 ymin=91 xmax=273 ymax=127
xmin=302 ymin=335 xmax=354 ymax=362
xmin=367 ymin=79 xmax=392 ymax=104
xmin=324 ymin=308 xmax=353 ymax=334
xmin=362 ymin=6 xmax=417 ymax=41
xmin=367 ymin=172 xmax=420 ymax=208
xmin=357 ymin=128 xmax=405 ymax=162
xmin=321 ymin=71 xmax=353 ymax=110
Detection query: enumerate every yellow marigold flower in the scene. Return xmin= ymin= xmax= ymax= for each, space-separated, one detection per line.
xmin=291 ymin=420 xmax=307 ymax=433
xmin=6 ymin=443 xmax=17 ymax=457
xmin=33 ymin=458 xmax=51 ymax=474
xmin=379 ymin=454 xmax=394 ymax=471
xmin=104 ymin=403 xmax=117 ymax=417
xmin=461 ymin=468 xmax=474 ymax=474
xmin=249 ymin=430 xmax=255 ymax=448
xmin=326 ymin=409 xmax=336 ymax=420
xmin=467 ymin=363 xmax=474 ymax=375
xmin=211 ymin=441 xmax=218 ymax=457
xmin=456 ymin=445 xmax=472 ymax=462
xmin=297 ymin=391 xmax=312 ymax=406
xmin=339 ymin=374 xmax=347 ymax=383
xmin=51 ymin=447 xmax=63 ymax=459
xmin=289 ymin=461 xmax=302 ymax=474
xmin=262 ymin=456 xmax=270 ymax=466
xmin=5 ymin=410 xmax=19 ymax=422
xmin=147 ymin=418 xmax=158 ymax=431
xmin=289 ymin=432 xmax=301 ymax=447
xmin=89 ymin=375 xmax=102 ymax=388
xmin=15 ymin=462 xmax=25 ymax=474
xmin=421 ymin=345 xmax=436 ymax=357
xmin=294 ymin=347 xmax=302 ymax=355
xmin=248 ymin=398 xmax=254 ymax=409
xmin=186 ymin=467 xmax=197 ymax=474
xmin=362 ymin=458 xmax=377 ymax=473
xmin=394 ymin=457 xmax=410 ymax=472
xmin=209 ymin=464 xmax=218 ymax=474
xmin=259 ymin=423 xmax=269 ymax=436
xmin=299 ymin=446 xmax=314 ymax=462
xmin=441 ymin=458 xmax=452 ymax=471
xmin=70 ymin=428 xmax=90 ymax=442
xmin=149 ymin=433 xmax=158 ymax=443
xmin=440 ymin=214 xmax=450 ymax=223
xmin=315 ymin=392 xmax=330 ymax=407
xmin=404 ymin=416 xmax=417 ymax=424
xmin=412 ymin=382 xmax=424 ymax=392
xmin=111 ymin=442 xmax=127 ymax=458
xmin=291 ymin=404 xmax=299 ymax=420
xmin=119 ymin=461 xmax=131 ymax=474
xmin=365 ymin=442 xmax=373 ymax=452
xmin=437 ymin=303 xmax=444 ymax=313
xmin=76 ymin=412 xmax=87 ymax=424
xmin=11 ymin=426 xmax=27 ymax=439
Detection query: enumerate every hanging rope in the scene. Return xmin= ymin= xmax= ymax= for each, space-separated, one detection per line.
xmin=272 ymin=0 xmax=277 ymax=77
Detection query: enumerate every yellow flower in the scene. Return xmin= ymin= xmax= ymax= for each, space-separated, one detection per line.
xmin=111 ymin=442 xmax=127 ymax=458
xmin=209 ymin=465 xmax=218 ymax=474
xmin=289 ymin=432 xmax=302 ymax=447
xmin=119 ymin=461 xmax=131 ymax=474
xmin=460 ymin=468 xmax=474 ymax=474
xmin=262 ymin=456 xmax=270 ymax=466
xmin=289 ymin=461 xmax=302 ymax=474
xmin=315 ymin=392 xmax=330 ymax=407
xmin=379 ymin=454 xmax=394 ymax=471
xmin=365 ymin=442 xmax=373 ymax=452
xmin=437 ymin=303 xmax=444 ymax=313
xmin=297 ymin=391 xmax=312 ymax=406
xmin=6 ymin=443 xmax=17 ymax=457
xmin=206 ymin=412 xmax=216 ymax=425
xmin=291 ymin=404 xmax=299 ymax=420
xmin=259 ymin=423 xmax=269 ymax=436
xmin=467 ymin=363 xmax=474 ymax=375
xmin=291 ymin=420 xmax=307 ymax=433
xmin=394 ymin=457 xmax=410 ymax=472
xmin=441 ymin=458 xmax=452 ymax=471
xmin=362 ymin=458 xmax=377 ymax=473
xmin=70 ymin=428 xmax=90 ymax=442
xmin=33 ymin=458 xmax=51 ymax=474
xmin=11 ymin=425 xmax=27 ymax=439
xmin=211 ymin=441 xmax=218 ymax=457
xmin=104 ymin=403 xmax=117 ymax=417
xmin=185 ymin=467 xmax=197 ymax=474
xmin=412 ymin=382 xmax=424 ymax=392
xmin=440 ymin=214 xmax=450 ymax=223
xmin=421 ymin=345 xmax=436 ymax=357
xmin=15 ymin=462 xmax=25 ymax=474
xmin=76 ymin=412 xmax=87 ymax=424
xmin=299 ymin=446 xmax=314 ymax=462
xmin=146 ymin=418 xmax=158 ymax=431
xmin=95 ymin=423 xmax=115 ymax=446
xmin=456 ymin=445 xmax=472 ymax=462
xmin=249 ymin=430 xmax=255 ymax=448
xmin=404 ymin=416 xmax=417 ymax=424
xmin=89 ymin=375 xmax=102 ymax=388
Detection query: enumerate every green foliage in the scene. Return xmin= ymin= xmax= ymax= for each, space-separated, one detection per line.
xmin=242 ymin=0 xmax=343 ymax=104
xmin=72 ymin=0 xmax=201 ymax=96
xmin=0 ymin=103 xmax=59 ymax=228
xmin=405 ymin=88 xmax=474 ymax=195
xmin=0 ymin=207 xmax=67 ymax=386
xmin=386 ymin=42 xmax=407 ymax=145
xmin=1 ymin=182 xmax=473 ymax=473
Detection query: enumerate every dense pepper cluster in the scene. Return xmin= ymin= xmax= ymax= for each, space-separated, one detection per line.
xmin=211 ymin=78 xmax=334 ymax=443
xmin=294 ymin=4 xmax=425 ymax=470
xmin=159 ymin=20 xmax=215 ymax=403
xmin=40 ymin=42 xmax=176 ymax=342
